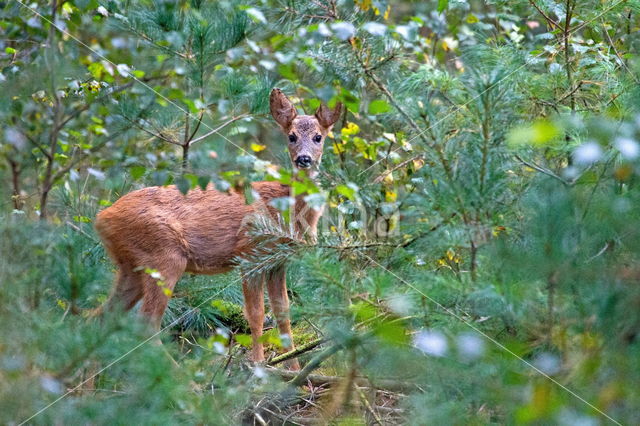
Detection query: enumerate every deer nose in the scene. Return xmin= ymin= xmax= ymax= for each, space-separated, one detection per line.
xmin=295 ymin=155 xmax=313 ymax=168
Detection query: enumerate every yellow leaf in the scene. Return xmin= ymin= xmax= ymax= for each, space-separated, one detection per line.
xmin=614 ymin=164 xmax=633 ymax=181
xmin=377 ymin=5 xmax=391 ymax=19
xmin=333 ymin=142 xmax=346 ymax=154
xmin=341 ymin=122 xmax=360 ymax=136
xmin=385 ymin=190 xmax=397 ymax=202
xmin=492 ymin=226 xmax=507 ymax=237
xmin=355 ymin=0 xmax=371 ymax=11
xmin=251 ymin=143 xmax=266 ymax=152
xmin=446 ymin=248 xmax=455 ymax=261
xmin=466 ymin=14 xmax=479 ymax=24
xmin=599 ymin=382 xmax=622 ymax=408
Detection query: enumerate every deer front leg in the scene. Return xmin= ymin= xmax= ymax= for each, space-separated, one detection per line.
xmin=242 ymin=278 xmax=265 ymax=363
xmin=266 ymin=267 xmax=300 ymax=370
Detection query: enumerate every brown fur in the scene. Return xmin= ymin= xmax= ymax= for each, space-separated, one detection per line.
xmin=95 ymin=89 xmax=341 ymax=368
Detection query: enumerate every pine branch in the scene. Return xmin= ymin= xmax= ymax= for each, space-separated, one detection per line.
xmin=514 ymin=155 xmax=570 ymax=186
xmin=20 ymin=129 xmax=52 ymax=160
xmin=127 ymin=25 xmax=192 ymax=60
xmin=602 ymin=24 xmax=639 ymax=83
xmin=373 ymin=154 xmax=424 ymax=184
xmin=188 ymin=114 xmax=248 ymax=146
xmin=528 ymin=0 xmax=561 ymax=31
xmin=55 ymin=82 xmax=133 ymax=132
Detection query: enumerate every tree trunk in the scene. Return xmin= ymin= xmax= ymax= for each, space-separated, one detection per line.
xmin=9 ymin=159 xmax=22 ymax=210
xmin=182 ymin=143 xmax=190 ymax=171
xmin=39 ymin=187 xmax=51 ymax=220
xmin=39 ymin=159 xmax=53 ymax=220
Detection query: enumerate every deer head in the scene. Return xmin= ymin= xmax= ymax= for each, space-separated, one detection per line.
xmin=270 ymin=88 xmax=342 ymax=177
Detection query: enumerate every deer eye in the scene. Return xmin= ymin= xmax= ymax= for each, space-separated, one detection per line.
xmin=313 ymin=134 xmax=322 ymax=143
xmin=288 ymin=134 xmax=297 ymax=143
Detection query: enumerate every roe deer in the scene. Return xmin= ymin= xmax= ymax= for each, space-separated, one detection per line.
xmin=95 ymin=89 xmax=342 ymax=368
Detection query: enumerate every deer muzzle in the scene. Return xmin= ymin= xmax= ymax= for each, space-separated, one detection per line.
xmin=295 ymin=155 xmax=313 ymax=169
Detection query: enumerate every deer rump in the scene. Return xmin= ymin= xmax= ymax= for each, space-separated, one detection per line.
xmin=96 ymin=181 xmax=290 ymax=276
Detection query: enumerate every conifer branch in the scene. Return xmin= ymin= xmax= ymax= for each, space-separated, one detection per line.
xmin=529 ymin=0 xmax=561 ymax=31
xmin=188 ymin=114 xmax=249 ymax=146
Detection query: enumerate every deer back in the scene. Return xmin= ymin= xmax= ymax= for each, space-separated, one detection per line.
xmin=95 ymin=181 xmax=320 ymax=274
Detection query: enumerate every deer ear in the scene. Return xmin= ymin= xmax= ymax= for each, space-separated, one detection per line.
xmin=270 ymin=88 xmax=297 ymax=130
xmin=315 ymin=102 xmax=343 ymax=129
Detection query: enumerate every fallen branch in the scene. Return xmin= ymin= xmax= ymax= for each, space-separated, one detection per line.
xmin=268 ymin=338 xmax=324 ymax=366
xmin=357 ymin=386 xmax=384 ymax=425
xmin=267 ymin=368 xmax=418 ymax=392
xmin=287 ymin=344 xmax=342 ymax=388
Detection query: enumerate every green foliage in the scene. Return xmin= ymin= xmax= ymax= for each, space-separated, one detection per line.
xmin=2 ymin=0 xmax=640 ymax=423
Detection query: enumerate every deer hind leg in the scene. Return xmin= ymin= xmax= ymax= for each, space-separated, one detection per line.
xmin=107 ymin=266 xmax=145 ymax=311
xmin=266 ymin=267 xmax=300 ymax=370
xmin=140 ymin=252 xmax=187 ymax=331
xmin=90 ymin=263 xmax=144 ymax=318
xmin=242 ymin=277 xmax=265 ymax=363
xmin=83 ymin=264 xmax=145 ymax=393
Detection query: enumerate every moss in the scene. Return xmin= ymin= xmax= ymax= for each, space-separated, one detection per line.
xmin=211 ymin=300 xmax=249 ymax=334
xmin=261 ymin=322 xmax=321 ymax=356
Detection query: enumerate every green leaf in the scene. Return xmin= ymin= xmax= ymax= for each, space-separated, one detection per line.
xmin=234 ymin=334 xmax=252 ymax=347
xmin=152 ymin=171 xmax=169 ymax=186
xmin=88 ymin=62 xmax=104 ymax=79
xmin=336 ymin=183 xmax=358 ymax=200
xmin=375 ymin=321 xmax=408 ymax=346
xmin=368 ymin=99 xmax=391 ymax=114
xmin=5 ymin=47 xmax=16 ymax=54
xmin=130 ymin=166 xmax=146 ymax=180
xmin=437 ymin=0 xmax=448 ymax=13
xmin=277 ymin=63 xmax=298 ymax=81
xmin=350 ymin=301 xmax=376 ymax=322
xmin=211 ymin=299 xmax=229 ymax=315
xmin=184 ymin=173 xmax=199 ymax=189
xmin=258 ymin=329 xmax=283 ymax=347
xmin=339 ymin=88 xmax=361 ymax=114
xmin=175 ymin=176 xmax=190 ymax=195
xmin=197 ymin=175 xmax=210 ymax=190
xmin=305 ymin=98 xmax=321 ymax=111
xmin=507 ymin=120 xmax=562 ymax=147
